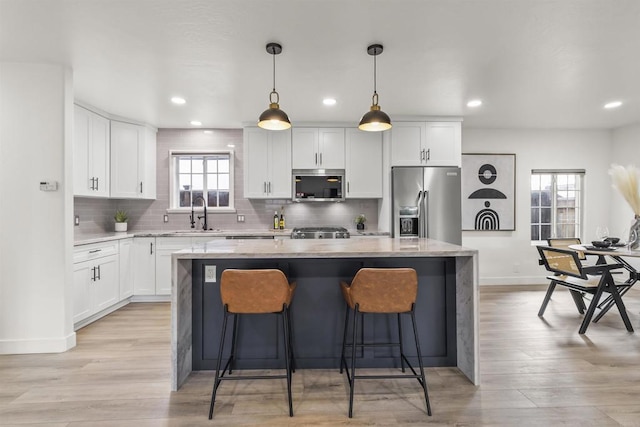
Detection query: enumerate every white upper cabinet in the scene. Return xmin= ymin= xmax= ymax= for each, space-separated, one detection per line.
xmin=244 ymin=127 xmax=292 ymax=199
xmin=110 ymin=121 xmax=156 ymax=199
xmin=391 ymin=121 xmax=461 ymax=167
xmin=345 ymin=129 xmax=382 ymax=198
xmin=73 ymin=105 xmax=110 ymax=197
xmin=292 ymin=128 xmax=345 ymax=169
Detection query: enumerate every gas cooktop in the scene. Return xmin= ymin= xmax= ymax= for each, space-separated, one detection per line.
xmin=290 ymin=227 xmax=350 ymax=239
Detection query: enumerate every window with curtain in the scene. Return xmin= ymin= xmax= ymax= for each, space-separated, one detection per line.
xmin=530 ymin=170 xmax=584 ymax=241
xmin=169 ymin=151 xmax=234 ymax=211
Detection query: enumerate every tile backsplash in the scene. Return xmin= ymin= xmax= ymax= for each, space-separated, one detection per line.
xmin=74 ymin=128 xmax=379 ymax=236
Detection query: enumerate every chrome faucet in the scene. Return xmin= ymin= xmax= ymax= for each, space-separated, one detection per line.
xmin=190 ymin=195 xmax=208 ymax=230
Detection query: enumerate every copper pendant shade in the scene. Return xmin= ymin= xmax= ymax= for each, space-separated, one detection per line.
xmin=258 ymin=42 xmax=291 ymax=130
xmin=358 ymin=44 xmax=391 ymax=132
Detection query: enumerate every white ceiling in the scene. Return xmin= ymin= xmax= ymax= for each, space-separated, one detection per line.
xmin=2 ymin=0 xmax=640 ymax=130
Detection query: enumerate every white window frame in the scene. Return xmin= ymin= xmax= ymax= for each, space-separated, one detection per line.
xmin=167 ymin=150 xmax=235 ymax=213
xmin=530 ymin=169 xmax=585 ymax=243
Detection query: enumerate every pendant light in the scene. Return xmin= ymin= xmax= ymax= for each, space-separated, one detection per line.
xmin=358 ymin=44 xmax=391 ymax=132
xmin=258 ymin=42 xmax=291 ymax=130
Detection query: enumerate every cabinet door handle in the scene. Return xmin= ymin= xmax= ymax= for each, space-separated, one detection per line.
xmin=426 ymin=148 xmax=430 ymax=161
xmin=90 ymin=177 xmax=95 ymax=190
xmin=315 ymin=153 xmax=318 ymax=165
xmin=140 ymin=182 xmax=143 ymax=193
xmin=319 ymin=152 xmax=322 ymax=165
xmin=263 ymin=182 xmax=267 ymax=193
xmin=96 ymin=265 xmax=101 ymax=281
xmin=268 ymin=181 xmax=271 ymax=193
xmin=150 ymin=242 xmax=154 ymax=255
xmin=420 ymin=149 xmax=425 ymax=161
xmin=89 ymin=249 xmax=102 ymax=254
xmin=91 ymin=266 xmax=96 ymax=281
xmin=95 ymin=177 xmax=99 ymax=191
xmin=347 ymin=182 xmax=350 ymax=193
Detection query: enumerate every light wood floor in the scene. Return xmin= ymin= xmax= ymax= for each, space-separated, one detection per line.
xmin=2 ymin=286 xmax=640 ymax=426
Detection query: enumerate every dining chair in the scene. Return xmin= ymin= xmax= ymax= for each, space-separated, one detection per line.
xmin=536 ymin=245 xmax=633 ymax=334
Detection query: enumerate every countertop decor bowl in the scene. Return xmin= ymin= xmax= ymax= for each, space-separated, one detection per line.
xmin=592 ymin=240 xmax=612 ymax=248
xmin=605 ymin=237 xmax=620 ymax=244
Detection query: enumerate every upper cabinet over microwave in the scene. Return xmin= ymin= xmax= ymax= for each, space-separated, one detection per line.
xmin=292 ymin=128 xmax=345 ymax=169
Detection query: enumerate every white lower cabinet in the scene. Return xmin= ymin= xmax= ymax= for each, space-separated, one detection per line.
xmin=155 ymin=237 xmax=193 ymax=296
xmin=119 ymin=238 xmax=134 ymax=299
xmin=133 ymin=237 xmax=156 ymax=296
xmin=73 ymin=242 xmax=120 ymax=326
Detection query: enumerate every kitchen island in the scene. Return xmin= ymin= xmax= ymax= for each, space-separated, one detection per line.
xmin=171 ymin=237 xmax=479 ymax=390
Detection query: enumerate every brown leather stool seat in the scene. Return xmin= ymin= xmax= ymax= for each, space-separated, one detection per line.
xmin=208 ymin=269 xmax=296 ymax=419
xmin=340 ymin=268 xmax=432 ymax=418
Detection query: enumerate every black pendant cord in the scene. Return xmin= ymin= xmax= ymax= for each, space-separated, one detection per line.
xmin=272 ymin=51 xmax=277 ymax=93
xmin=373 ymin=52 xmax=377 ymax=97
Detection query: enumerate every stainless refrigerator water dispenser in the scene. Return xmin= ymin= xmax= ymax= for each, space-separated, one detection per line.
xmin=398 ymin=206 xmax=419 ymax=237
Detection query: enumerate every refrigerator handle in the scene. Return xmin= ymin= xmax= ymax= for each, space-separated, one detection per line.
xmin=421 ymin=190 xmax=429 ymax=238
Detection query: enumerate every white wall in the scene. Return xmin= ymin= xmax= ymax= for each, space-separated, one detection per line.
xmin=462 ymin=128 xmax=612 ymax=285
xmin=0 ymin=63 xmax=75 ymax=353
xmin=610 ymin=123 xmax=640 ymax=272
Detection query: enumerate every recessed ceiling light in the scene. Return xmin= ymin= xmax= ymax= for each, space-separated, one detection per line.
xmin=171 ymin=97 xmax=186 ymax=105
xmin=190 ymin=120 xmax=202 ymax=126
xmin=604 ymin=101 xmax=622 ymax=109
xmin=227 ymin=144 xmax=236 ymax=148
xmin=203 ymin=130 xmax=213 ymax=134
xmin=323 ymin=98 xmax=337 ymax=106
xmin=467 ymin=99 xmax=482 ymax=107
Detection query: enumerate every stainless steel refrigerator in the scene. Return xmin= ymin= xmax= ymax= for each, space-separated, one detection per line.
xmin=391 ymin=166 xmax=462 ymax=244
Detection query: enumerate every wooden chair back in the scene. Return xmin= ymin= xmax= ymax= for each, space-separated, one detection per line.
xmin=537 ymin=246 xmax=586 ymax=279
xmin=547 ymin=238 xmax=586 ymax=260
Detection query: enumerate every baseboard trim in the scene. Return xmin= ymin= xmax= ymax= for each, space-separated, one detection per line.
xmin=480 ymin=276 xmax=548 ymax=286
xmin=74 ymin=299 xmax=130 ymax=331
xmin=0 ymin=331 xmax=76 ymax=355
xmin=130 ymin=295 xmax=171 ymax=302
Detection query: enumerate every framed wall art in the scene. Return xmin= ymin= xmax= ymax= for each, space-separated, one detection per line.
xmin=461 ymin=153 xmax=516 ymax=231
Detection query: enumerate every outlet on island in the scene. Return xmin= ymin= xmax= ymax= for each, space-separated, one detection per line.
xmin=237 ymin=215 xmax=245 ymax=222
xmin=204 ymin=265 xmax=216 ymax=283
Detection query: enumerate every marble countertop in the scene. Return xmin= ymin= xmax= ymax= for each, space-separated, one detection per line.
xmin=74 ymin=229 xmax=389 ymax=246
xmin=174 ymin=237 xmax=476 ymax=259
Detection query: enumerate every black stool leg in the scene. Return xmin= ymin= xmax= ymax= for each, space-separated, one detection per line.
xmin=348 ymin=304 xmax=359 ymax=418
xmin=229 ymin=313 xmax=238 ymax=374
xmin=209 ymin=307 xmax=230 ymax=419
xmin=397 ymin=313 xmax=406 ymax=373
xmin=410 ymin=308 xmax=432 ymax=416
xmin=282 ymin=306 xmax=294 ymax=417
xmin=340 ymin=303 xmax=350 ymax=374
xmin=287 ymin=305 xmax=296 ymax=373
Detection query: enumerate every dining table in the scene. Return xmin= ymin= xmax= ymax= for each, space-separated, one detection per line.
xmin=569 ymin=244 xmax=640 ymax=322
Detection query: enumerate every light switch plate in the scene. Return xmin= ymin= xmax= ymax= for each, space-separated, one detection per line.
xmin=204 ymin=265 xmax=216 ymax=283
xmin=74 ymin=215 xmax=80 ymax=226
xmin=163 ymin=214 xmax=169 ymax=223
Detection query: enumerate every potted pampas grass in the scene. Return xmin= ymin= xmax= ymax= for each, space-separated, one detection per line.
xmin=609 ymin=164 xmax=640 ymax=249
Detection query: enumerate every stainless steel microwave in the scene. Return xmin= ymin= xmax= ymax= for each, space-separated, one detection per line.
xmin=292 ymin=169 xmax=345 ymax=202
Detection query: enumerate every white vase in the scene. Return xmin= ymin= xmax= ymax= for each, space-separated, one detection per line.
xmin=115 ymin=222 xmax=128 ymax=232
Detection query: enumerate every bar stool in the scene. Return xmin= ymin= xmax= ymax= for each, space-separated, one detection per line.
xmin=208 ymin=269 xmax=296 ymax=419
xmin=339 ymin=267 xmax=432 ymax=418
